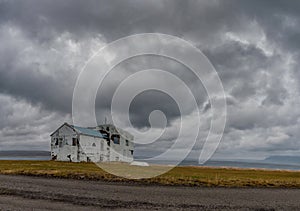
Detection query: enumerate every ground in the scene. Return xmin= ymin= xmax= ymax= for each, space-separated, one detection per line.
xmin=1 ymin=174 xmax=300 ymax=210
xmin=0 ymin=160 xmax=300 ymax=187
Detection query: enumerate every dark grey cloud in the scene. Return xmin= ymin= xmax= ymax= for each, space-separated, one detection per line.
xmin=94 ymin=55 xmax=208 ymax=129
xmin=0 ymin=0 xmax=300 ymax=159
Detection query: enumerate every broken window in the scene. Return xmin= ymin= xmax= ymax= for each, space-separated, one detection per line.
xmin=130 ymin=150 xmax=134 ymax=155
xmin=125 ymin=140 xmax=129 ymax=146
xmin=72 ymin=138 xmax=77 ymax=146
xmin=55 ymin=138 xmax=58 ymax=146
xmin=111 ymin=134 xmax=120 ymax=144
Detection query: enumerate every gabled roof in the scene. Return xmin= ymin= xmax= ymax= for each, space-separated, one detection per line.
xmin=50 ymin=123 xmax=74 ymax=136
xmin=72 ymin=125 xmax=104 ymax=138
xmin=50 ymin=123 xmax=104 ymax=138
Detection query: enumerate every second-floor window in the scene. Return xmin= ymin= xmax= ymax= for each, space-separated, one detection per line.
xmin=111 ymin=134 xmax=120 ymax=144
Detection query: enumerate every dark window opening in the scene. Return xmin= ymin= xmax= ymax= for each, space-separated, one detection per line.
xmin=72 ymin=138 xmax=77 ymax=146
xmin=55 ymin=138 xmax=58 ymax=145
xmin=130 ymin=150 xmax=134 ymax=155
xmin=111 ymin=134 xmax=120 ymax=144
xmin=92 ymin=143 xmax=96 ymax=147
xmin=125 ymin=140 xmax=129 ymax=146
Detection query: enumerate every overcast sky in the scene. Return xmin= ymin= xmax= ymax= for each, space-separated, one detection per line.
xmin=1 ymin=0 xmax=300 ymax=160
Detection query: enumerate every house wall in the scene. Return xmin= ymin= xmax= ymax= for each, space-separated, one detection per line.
xmin=79 ymin=135 xmax=108 ymax=162
xmin=50 ymin=124 xmax=79 ymax=162
xmin=96 ymin=125 xmax=134 ymax=162
xmin=110 ymin=135 xmax=134 ymax=162
xmin=51 ymin=123 xmax=134 ymax=163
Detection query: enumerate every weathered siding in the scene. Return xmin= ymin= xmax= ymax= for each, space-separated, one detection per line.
xmin=50 ymin=124 xmax=79 ymax=162
xmin=51 ymin=123 xmax=134 ymax=163
xmin=79 ymin=135 xmax=108 ymax=162
xmin=96 ymin=124 xmax=134 ymax=162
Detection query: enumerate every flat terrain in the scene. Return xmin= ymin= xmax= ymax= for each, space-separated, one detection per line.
xmin=1 ymin=160 xmax=300 ymax=187
xmin=0 ymin=175 xmax=300 ymax=210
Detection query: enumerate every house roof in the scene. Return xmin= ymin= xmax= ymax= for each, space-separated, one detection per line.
xmin=72 ymin=125 xmax=104 ymax=138
xmin=50 ymin=122 xmax=107 ymax=138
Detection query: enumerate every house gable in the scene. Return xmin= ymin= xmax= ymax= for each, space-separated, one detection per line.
xmin=50 ymin=122 xmax=77 ymax=137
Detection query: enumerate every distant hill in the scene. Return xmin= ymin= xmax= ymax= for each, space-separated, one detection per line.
xmin=264 ymin=156 xmax=300 ymax=165
xmin=0 ymin=151 xmax=50 ymax=157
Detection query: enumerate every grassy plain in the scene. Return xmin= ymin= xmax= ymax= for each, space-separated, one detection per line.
xmin=0 ymin=160 xmax=300 ymax=188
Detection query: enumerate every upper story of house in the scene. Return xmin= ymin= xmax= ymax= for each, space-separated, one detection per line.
xmin=50 ymin=123 xmax=134 ymax=152
xmin=92 ymin=124 xmax=134 ymax=149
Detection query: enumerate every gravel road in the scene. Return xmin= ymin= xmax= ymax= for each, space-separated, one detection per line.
xmin=0 ymin=174 xmax=299 ymax=210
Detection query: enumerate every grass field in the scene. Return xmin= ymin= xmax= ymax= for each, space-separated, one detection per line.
xmin=0 ymin=160 xmax=300 ymax=188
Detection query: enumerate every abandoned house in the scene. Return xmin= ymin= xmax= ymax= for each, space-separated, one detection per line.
xmin=50 ymin=123 xmax=134 ymax=162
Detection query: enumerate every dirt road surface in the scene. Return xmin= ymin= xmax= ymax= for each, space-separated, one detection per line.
xmin=0 ymin=175 xmax=300 ymax=210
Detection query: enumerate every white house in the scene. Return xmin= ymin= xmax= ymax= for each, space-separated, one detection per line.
xmin=50 ymin=123 xmax=134 ymax=162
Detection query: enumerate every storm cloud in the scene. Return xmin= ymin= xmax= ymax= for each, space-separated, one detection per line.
xmin=0 ymin=0 xmax=300 ymax=160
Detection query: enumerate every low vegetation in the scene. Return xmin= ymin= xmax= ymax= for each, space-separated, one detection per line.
xmin=0 ymin=160 xmax=300 ymax=188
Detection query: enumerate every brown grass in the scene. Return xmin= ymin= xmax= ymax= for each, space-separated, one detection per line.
xmin=0 ymin=160 xmax=300 ymax=188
